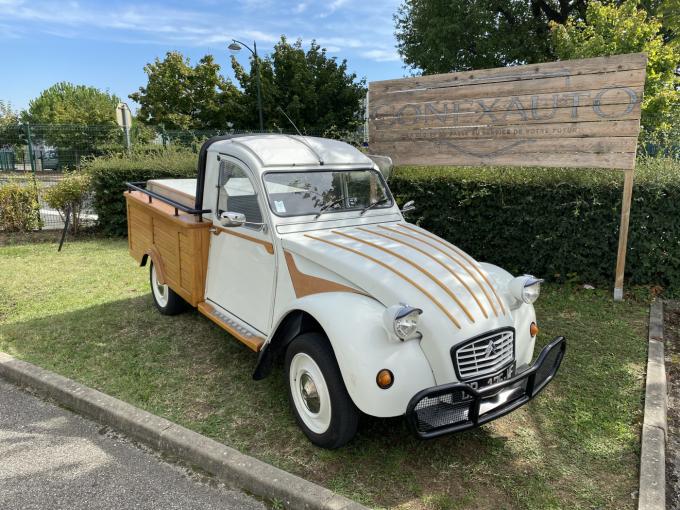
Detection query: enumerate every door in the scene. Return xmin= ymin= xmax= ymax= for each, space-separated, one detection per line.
xmin=205 ymin=156 xmax=276 ymax=334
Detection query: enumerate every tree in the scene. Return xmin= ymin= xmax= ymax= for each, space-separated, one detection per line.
xmin=231 ymin=37 xmax=366 ymax=133
xmin=394 ymin=0 xmax=588 ymax=73
xmin=130 ymin=52 xmax=243 ymax=131
xmin=658 ymin=0 xmax=680 ymax=39
xmin=551 ymin=0 xmax=680 ymax=144
xmin=24 ymin=82 xmax=119 ymax=125
xmin=23 ymin=83 xmax=121 ymax=168
xmin=0 ymin=101 xmax=19 ymax=127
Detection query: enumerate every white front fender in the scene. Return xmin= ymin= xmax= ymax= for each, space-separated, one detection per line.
xmin=273 ymin=293 xmax=436 ymax=417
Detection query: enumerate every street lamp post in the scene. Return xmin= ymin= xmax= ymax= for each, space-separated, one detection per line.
xmin=229 ymin=39 xmax=264 ymax=132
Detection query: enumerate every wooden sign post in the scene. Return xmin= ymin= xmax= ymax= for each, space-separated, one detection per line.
xmin=368 ymin=53 xmax=647 ymax=300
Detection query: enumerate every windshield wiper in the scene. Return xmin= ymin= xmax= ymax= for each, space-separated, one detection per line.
xmin=360 ymin=198 xmax=390 ymax=215
xmin=315 ymin=197 xmax=345 ymax=218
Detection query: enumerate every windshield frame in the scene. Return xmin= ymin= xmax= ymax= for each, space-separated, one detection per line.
xmin=261 ymin=168 xmax=394 ymax=218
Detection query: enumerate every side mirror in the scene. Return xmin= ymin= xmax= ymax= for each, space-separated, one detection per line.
xmin=367 ymin=154 xmax=394 ymax=181
xmin=219 ymin=211 xmax=246 ymax=227
xmin=401 ymin=200 xmax=415 ymax=214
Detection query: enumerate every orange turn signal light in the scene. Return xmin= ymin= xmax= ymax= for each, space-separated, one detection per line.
xmin=530 ymin=322 xmax=539 ymax=337
xmin=376 ymin=369 xmax=394 ymax=389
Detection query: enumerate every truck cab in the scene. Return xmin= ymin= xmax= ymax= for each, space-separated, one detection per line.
xmin=124 ymin=134 xmax=565 ymax=448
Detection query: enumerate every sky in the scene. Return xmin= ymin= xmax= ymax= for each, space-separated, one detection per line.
xmin=0 ymin=0 xmax=408 ymax=113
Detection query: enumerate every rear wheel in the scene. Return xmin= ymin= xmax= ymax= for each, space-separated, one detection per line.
xmin=285 ymin=332 xmax=359 ymax=448
xmin=150 ymin=262 xmax=186 ymax=315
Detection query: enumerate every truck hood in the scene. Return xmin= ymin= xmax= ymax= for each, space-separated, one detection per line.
xmin=281 ymin=222 xmax=514 ymax=360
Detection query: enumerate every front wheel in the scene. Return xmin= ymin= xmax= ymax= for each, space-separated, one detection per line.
xmin=149 ymin=262 xmax=186 ymax=315
xmin=285 ymin=332 xmax=359 ymax=449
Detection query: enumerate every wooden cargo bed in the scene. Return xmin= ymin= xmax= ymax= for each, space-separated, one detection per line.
xmin=125 ymin=190 xmax=210 ymax=307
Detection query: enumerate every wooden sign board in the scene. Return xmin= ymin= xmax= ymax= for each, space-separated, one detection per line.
xmin=369 ymin=53 xmax=645 ymax=169
xmin=368 ymin=53 xmax=647 ymax=298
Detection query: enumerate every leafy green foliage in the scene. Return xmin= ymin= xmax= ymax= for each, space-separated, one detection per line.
xmin=659 ymin=0 xmax=680 ymax=36
xmin=43 ymin=174 xmax=92 ymax=234
xmin=394 ymin=0 xmax=587 ymax=73
xmin=23 ymin=82 xmax=120 ymax=126
xmin=390 ymin=157 xmax=680 ymax=292
xmin=86 ymin=149 xmax=198 ymax=235
xmin=0 ymin=101 xmax=19 ymax=127
xmin=231 ymin=37 xmax=366 ymax=132
xmin=129 ymin=52 xmax=243 ymax=131
xmin=0 ymin=181 xmax=41 ymax=232
xmin=551 ymin=0 xmax=680 ymax=143
xmin=22 ymin=82 xmax=122 ymax=168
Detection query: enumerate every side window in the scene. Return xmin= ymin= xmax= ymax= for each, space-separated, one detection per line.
xmin=217 ymin=160 xmax=263 ymax=227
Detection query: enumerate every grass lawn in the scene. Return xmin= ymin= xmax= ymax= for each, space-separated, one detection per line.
xmin=0 ymin=237 xmax=649 ymax=509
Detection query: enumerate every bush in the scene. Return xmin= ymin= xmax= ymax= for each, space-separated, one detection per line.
xmin=43 ymin=173 xmax=92 ymax=234
xmin=0 ymin=180 xmax=41 ymax=232
xmin=86 ymin=148 xmax=198 ymax=235
xmin=389 ymin=157 xmax=680 ymax=292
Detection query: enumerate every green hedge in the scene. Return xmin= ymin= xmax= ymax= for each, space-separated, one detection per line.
xmin=389 ymin=157 xmax=680 ymax=292
xmin=86 ymin=147 xmax=680 ymax=291
xmin=0 ymin=180 xmax=41 ymax=232
xmin=86 ymin=149 xmax=197 ymax=235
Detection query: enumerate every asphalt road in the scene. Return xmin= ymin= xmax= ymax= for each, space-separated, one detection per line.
xmin=0 ymin=378 xmax=266 ymax=510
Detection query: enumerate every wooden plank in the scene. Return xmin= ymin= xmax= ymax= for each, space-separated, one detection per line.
xmin=372 ymin=148 xmax=635 ymax=169
xmin=614 ymin=170 xmax=635 ymax=300
xmin=371 ymin=119 xmax=641 ymax=142
xmin=370 ymin=86 xmax=644 ymax=121
xmin=370 ymin=102 xmax=641 ymax=131
xmin=370 ymin=69 xmax=645 ymax=107
xmin=372 ymin=137 xmax=637 ymax=156
xmin=370 ymin=53 xmax=647 ymax=93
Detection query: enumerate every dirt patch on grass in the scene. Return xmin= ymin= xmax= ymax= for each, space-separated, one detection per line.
xmin=665 ymin=301 xmax=680 ymax=509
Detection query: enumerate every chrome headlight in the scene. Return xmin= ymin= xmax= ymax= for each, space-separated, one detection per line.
xmin=383 ymin=304 xmax=422 ymax=341
xmin=509 ymin=275 xmax=544 ymax=304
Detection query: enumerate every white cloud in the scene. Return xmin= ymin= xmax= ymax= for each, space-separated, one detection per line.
xmin=0 ymin=0 xmax=404 ymax=68
xmin=361 ymin=49 xmax=400 ymax=62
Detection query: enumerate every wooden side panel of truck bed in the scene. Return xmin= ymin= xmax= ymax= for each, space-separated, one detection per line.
xmin=125 ymin=190 xmax=210 ymax=307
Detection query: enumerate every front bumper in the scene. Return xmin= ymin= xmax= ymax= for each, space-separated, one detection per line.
xmin=406 ymin=336 xmax=566 ymax=438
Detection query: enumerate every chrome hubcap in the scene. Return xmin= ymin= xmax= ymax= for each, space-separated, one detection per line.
xmin=289 ymin=353 xmax=331 ymax=434
xmin=299 ymin=372 xmax=320 ymax=413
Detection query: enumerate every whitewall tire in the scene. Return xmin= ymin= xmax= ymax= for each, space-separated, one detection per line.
xmin=285 ymin=332 xmax=359 ymax=449
xmin=149 ymin=262 xmax=186 ymax=315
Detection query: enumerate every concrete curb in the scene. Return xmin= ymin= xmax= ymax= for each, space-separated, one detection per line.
xmin=0 ymin=352 xmax=367 ymax=510
xmin=638 ymin=300 xmax=666 ymax=510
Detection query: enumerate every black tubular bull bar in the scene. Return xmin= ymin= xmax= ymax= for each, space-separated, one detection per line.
xmin=406 ymin=336 xmax=566 ymax=438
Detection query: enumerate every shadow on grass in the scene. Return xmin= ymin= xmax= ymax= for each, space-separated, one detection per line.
xmin=0 ymin=290 xmax=647 ymax=510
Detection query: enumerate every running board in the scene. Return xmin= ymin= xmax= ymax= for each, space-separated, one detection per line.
xmin=197 ymin=302 xmax=265 ymax=352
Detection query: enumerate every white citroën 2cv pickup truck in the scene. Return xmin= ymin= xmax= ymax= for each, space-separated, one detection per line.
xmin=124 ymin=134 xmax=566 ymax=448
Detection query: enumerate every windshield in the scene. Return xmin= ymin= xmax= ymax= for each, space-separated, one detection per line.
xmin=263 ymin=169 xmax=393 ymax=217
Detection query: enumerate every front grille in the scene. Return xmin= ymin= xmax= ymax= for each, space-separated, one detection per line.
xmin=453 ymin=329 xmax=514 ymax=381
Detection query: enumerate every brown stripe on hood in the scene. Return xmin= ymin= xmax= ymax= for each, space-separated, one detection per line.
xmin=379 ymin=224 xmax=499 ymax=317
xmin=304 ymin=233 xmax=462 ymax=329
xmin=357 ymin=226 xmax=489 ymax=319
xmin=396 ymin=223 xmax=507 ymax=315
xmin=332 ymin=229 xmax=475 ymax=324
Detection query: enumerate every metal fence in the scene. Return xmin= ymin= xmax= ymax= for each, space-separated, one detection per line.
xmin=0 ymin=123 xmax=367 ymax=174
xmin=0 ymin=123 xmax=365 ymax=232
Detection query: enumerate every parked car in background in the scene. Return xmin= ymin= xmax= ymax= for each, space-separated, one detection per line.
xmin=39 ymin=150 xmax=59 ymax=171
xmin=123 ymin=134 xmax=566 ymax=448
